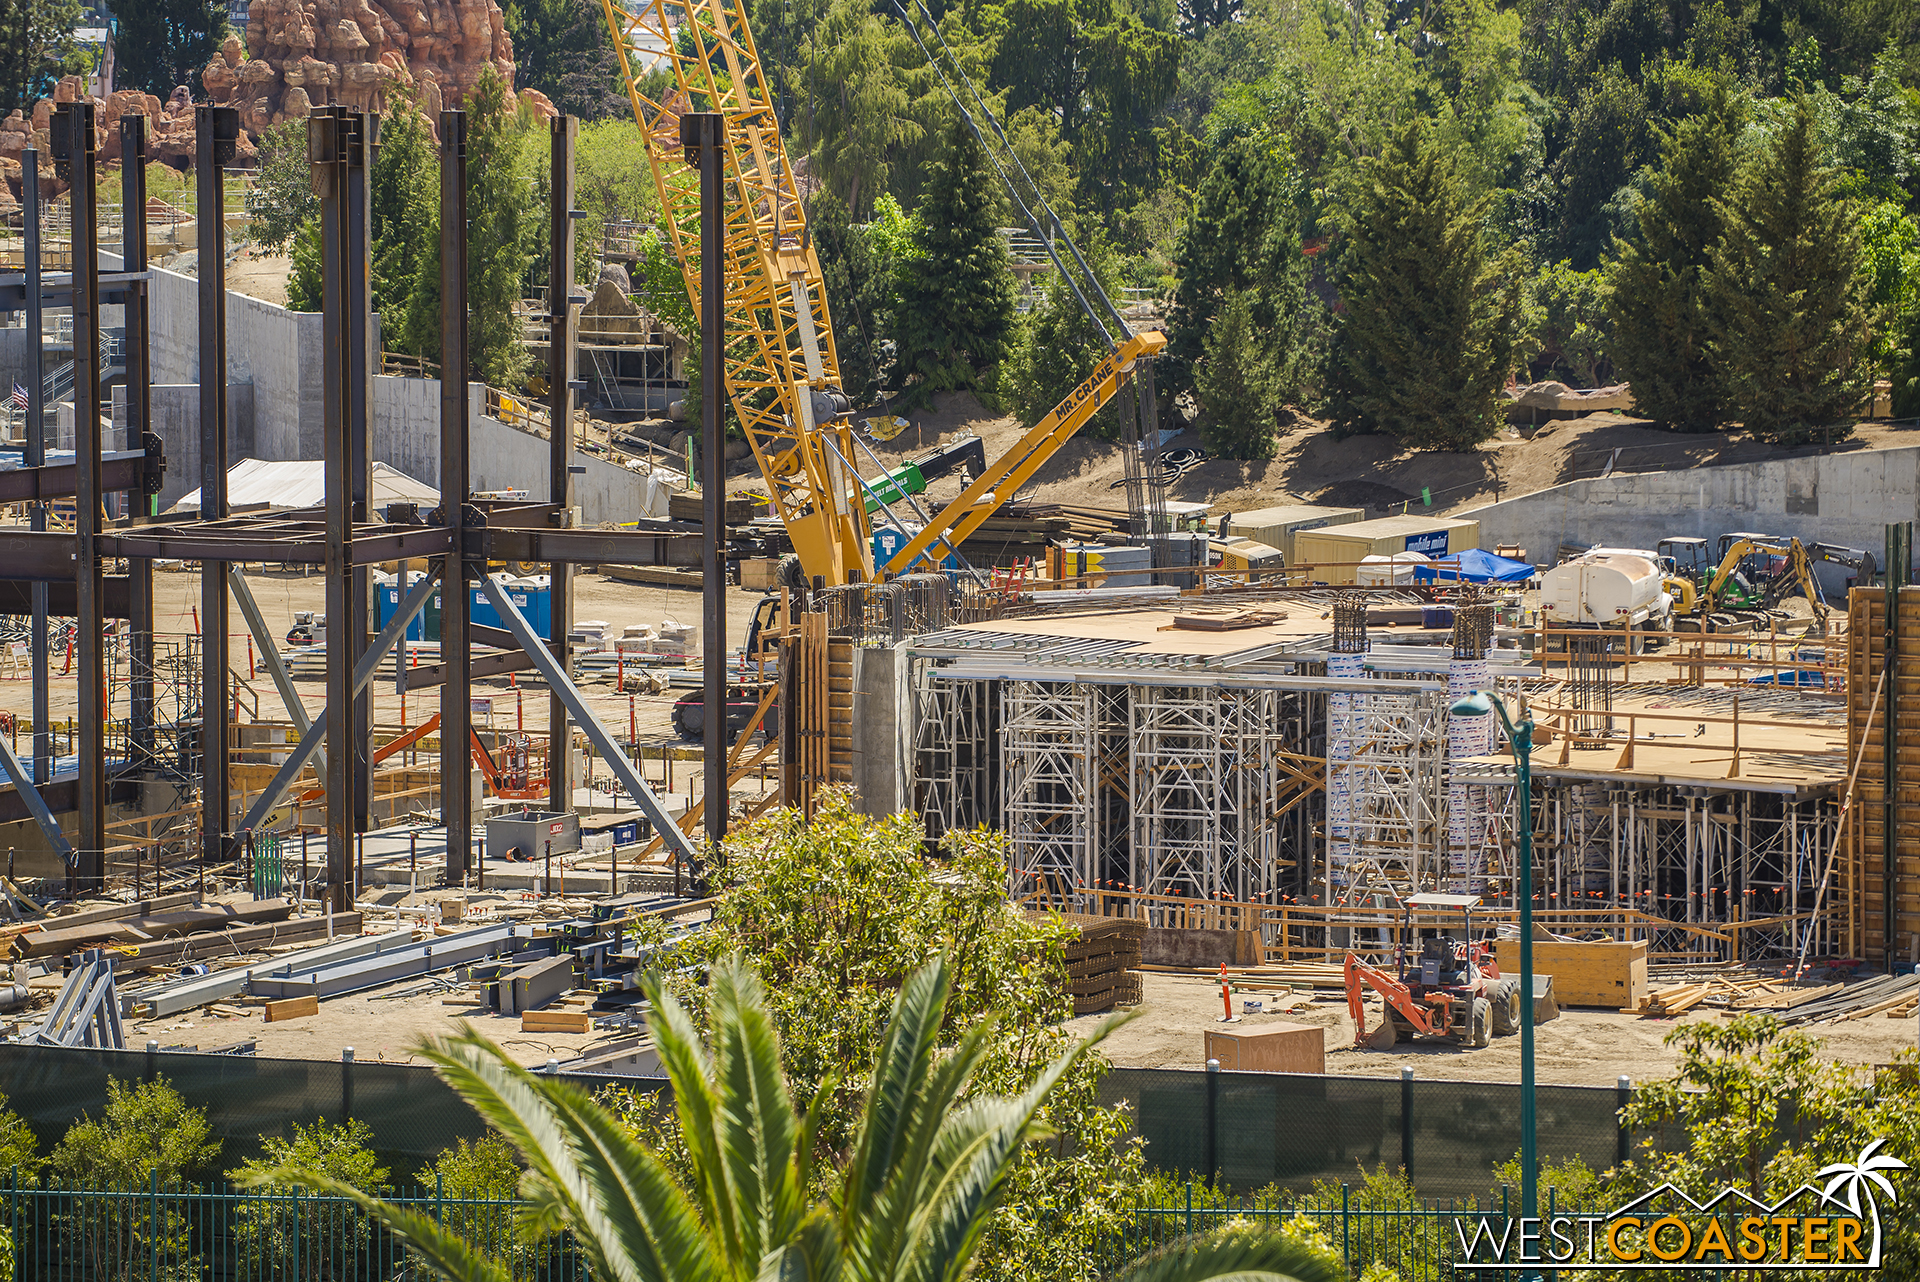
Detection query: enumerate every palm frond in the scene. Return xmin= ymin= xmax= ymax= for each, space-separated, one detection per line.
xmin=1111 ymin=1229 xmax=1345 ymax=1282
xmin=708 ymin=957 xmax=806 ymax=1264
xmin=235 ymin=1167 xmax=513 ymax=1282
xmin=645 ymin=968 xmax=745 ymax=1265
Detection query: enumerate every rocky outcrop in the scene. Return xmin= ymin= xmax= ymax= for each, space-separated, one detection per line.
xmin=202 ymin=0 xmax=550 ymax=132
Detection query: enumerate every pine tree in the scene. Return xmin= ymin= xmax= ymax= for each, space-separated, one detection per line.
xmin=1331 ymin=121 xmax=1524 ymax=451
xmin=1706 ymin=95 xmax=1876 ymax=445
xmin=104 ymin=0 xmax=226 ymax=99
xmin=1196 ymin=290 xmax=1278 ymax=460
xmin=892 ymin=118 xmax=1018 ymax=394
xmin=1605 ymin=90 xmax=1745 ymax=433
xmin=1164 ymin=135 xmax=1305 ymax=407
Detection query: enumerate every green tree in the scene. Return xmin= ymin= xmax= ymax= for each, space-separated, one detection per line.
xmin=1196 ymin=290 xmax=1279 ymax=460
xmin=1005 ymin=260 xmax=1131 ymax=441
xmin=1707 ymin=94 xmax=1875 ymax=443
xmin=229 ymin=1118 xmax=390 ymax=1281
xmin=1605 ymin=90 xmax=1745 ymax=431
xmin=52 ymin=1077 xmax=219 ymax=1187
xmin=369 ymin=102 xmax=439 ymax=326
xmin=1331 ymin=121 xmax=1524 ymax=451
xmin=810 ymin=189 xmax=916 ymax=403
xmin=416 ymin=1137 xmax=525 ymax=1270
xmin=1527 ymin=261 xmax=1612 ymax=387
xmin=893 ymin=118 xmax=1018 ymax=394
xmin=255 ymin=958 xmax=1337 ymax=1282
xmin=0 ymin=1090 xmax=41 ymax=1178
xmin=1164 ymin=135 xmax=1306 ymax=407
xmin=103 ymin=0 xmax=226 ymax=99
xmin=244 ymin=121 xmax=319 ymax=256
xmin=503 ymin=0 xmax=626 ymax=119
xmin=284 ymin=220 xmax=323 ymax=314
xmin=575 ymin=118 xmax=660 ymax=273
xmin=51 ymin=1078 xmax=220 ymax=1282
xmin=0 ymin=0 xmax=82 ymax=116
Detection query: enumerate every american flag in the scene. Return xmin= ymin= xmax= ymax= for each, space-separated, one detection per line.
xmin=9 ymin=385 xmax=25 ymax=412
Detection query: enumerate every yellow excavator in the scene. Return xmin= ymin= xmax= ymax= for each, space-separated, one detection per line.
xmin=595 ymin=0 xmax=1166 ymax=590
xmin=1674 ymin=537 xmax=1829 ymax=635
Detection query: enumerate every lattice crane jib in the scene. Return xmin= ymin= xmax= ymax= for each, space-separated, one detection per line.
xmin=601 ymin=0 xmax=873 ymax=585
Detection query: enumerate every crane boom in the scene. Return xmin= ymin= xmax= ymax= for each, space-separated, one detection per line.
xmin=599 ymin=0 xmax=874 ymax=585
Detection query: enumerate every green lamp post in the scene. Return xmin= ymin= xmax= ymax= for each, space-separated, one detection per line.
xmin=1450 ymin=689 xmax=1537 ymax=1222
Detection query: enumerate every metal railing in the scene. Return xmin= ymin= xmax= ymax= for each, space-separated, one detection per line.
xmin=0 ymin=1176 xmax=1544 ymax=1282
xmin=4 ymin=1177 xmax=585 ymax=1282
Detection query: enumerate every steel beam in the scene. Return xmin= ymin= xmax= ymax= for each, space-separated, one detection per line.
xmin=198 ymin=106 xmax=239 ymax=876
xmin=479 ymin=575 xmax=697 ymax=864
xmin=99 ymin=524 xmax=453 ymax=564
xmin=119 ymin=119 xmax=156 ymax=770
xmin=128 ymin=927 xmax=414 ymax=1018
xmin=689 ymin=110 xmax=727 ymax=856
xmin=235 ymin=568 xmax=438 ymax=833
xmin=0 ymin=578 xmax=133 ymax=617
xmin=439 ymin=109 xmax=473 ymax=885
xmin=23 ymin=148 xmax=45 ymax=791
xmin=476 ymin=526 xmax=699 ymax=562
xmin=247 ymin=922 xmax=539 ymax=1000
xmin=230 ymin=567 xmax=321 ymax=770
xmin=0 ymin=453 xmax=156 ymax=504
xmin=549 ymin=113 xmax=577 ymax=816
xmin=0 ymin=724 xmax=74 ymax=863
xmin=0 ymin=271 xmax=153 ymax=310
xmin=58 ymin=101 xmax=105 ymax=892
xmin=346 ymin=114 xmax=375 ymax=842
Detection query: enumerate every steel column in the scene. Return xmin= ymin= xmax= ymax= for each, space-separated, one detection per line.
xmin=56 ymin=103 xmax=105 ymax=892
xmin=22 ymin=148 xmax=46 ymax=789
xmin=312 ymin=107 xmax=355 ymax=911
xmin=346 ymin=116 xmax=375 ymax=838
xmin=438 ymin=110 xmax=472 ymax=884
xmin=686 ymin=110 xmax=727 ymax=856
xmin=548 ymin=114 xmax=576 ymax=815
xmin=121 ymin=116 xmax=155 ymax=769
xmin=197 ymin=106 xmax=238 ymax=874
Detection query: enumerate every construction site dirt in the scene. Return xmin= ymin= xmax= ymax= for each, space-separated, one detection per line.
xmin=1068 ymin=972 xmax=1920 ymax=1087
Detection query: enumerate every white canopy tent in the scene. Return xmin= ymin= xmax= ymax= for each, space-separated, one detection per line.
xmin=169 ymin=459 xmax=439 ymax=516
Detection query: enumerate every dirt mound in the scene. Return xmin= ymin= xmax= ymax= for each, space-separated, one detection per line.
xmin=1314 ymin=479 xmax=1416 ymax=511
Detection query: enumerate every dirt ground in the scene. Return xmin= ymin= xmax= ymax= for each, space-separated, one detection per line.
xmin=841 ymin=391 xmax=1920 ymax=523
xmin=1065 ymin=972 xmax=1920 ymax=1086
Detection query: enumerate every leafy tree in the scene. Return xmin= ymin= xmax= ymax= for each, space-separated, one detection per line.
xmin=285 ymin=219 xmax=323 ymax=314
xmin=1707 ymin=93 xmax=1874 ymax=443
xmin=984 ymin=0 xmax=1181 ymax=210
xmin=1331 ymin=121 xmax=1524 ymax=451
xmin=1179 ymin=0 xmax=1240 ymax=37
xmin=52 ymin=1077 xmax=219 ymax=1187
xmin=893 ymin=117 xmax=1018 ymax=394
xmin=0 ymin=1090 xmax=41 ymax=1178
xmin=51 ymin=1078 xmax=219 ymax=1282
xmin=1164 ymin=135 xmax=1307 ymax=407
xmin=466 ymin=72 xmax=536 ymax=388
xmin=1526 ymin=261 xmax=1611 ymax=387
xmin=1196 ymin=290 xmax=1279 ymax=459
xmin=810 ymin=189 xmax=915 ymax=403
xmin=104 ymin=0 xmax=227 ymax=99
xmin=0 ymin=0 xmax=82 ymax=116
xmin=244 ymin=121 xmax=319 ymax=256
xmin=417 ymin=1137 xmax=525 ymax=1270
xmin=254 ymin=957 xmax=1339 ymax=1282
xmin=575 ymin=118 xmax=659 ymax=274
xmin=1005 ymin=256 xmax=1132 ymax=441
xmin=503 ymin=0 xmax=626 ymax=120
xmin=369 ymin=102 xmax=439 ymax=326
xmin=1605 ymin=89 xmax=1745 ymax=431
xmin=230 ymin=1118 xmax=390 ymax=1281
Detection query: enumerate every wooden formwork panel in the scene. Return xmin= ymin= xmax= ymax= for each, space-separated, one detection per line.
xmin=1846 ymin=588 xmax=1920 ymax=961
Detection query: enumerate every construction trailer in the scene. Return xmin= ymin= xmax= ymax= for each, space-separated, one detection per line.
xmin=1219 ymin=504 xmax=1364 ymax=564
xmin=1294 ymin=517 xmax=1483 ymax=584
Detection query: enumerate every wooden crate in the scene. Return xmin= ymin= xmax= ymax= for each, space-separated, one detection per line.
xmin=1497 ymin=938 xmax=1647 ymax=1009
xmin=739 ymin=558 xmax=779 ymax=591
xmin=1203 ymin=1022 xmax=1325 ymax=1074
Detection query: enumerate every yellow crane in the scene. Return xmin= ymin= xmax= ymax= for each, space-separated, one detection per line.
xmin=597 ymin=0 xmax=1166 ymax=589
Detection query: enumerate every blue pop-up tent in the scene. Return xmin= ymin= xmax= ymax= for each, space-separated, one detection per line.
xmin=1412 ymin=548 xmax=1537 ymax=584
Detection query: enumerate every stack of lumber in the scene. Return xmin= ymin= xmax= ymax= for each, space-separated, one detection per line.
xmin=1775 ymin=974 xmax=1920 ymax=1026
xmin=1624 ymin=971 xmax=1807 ymax=1016
xmin=8 ymin=894 xmax=296 ymax=960
xmin=1041 ymin=913 xmax=1145 ymax=1015
xmin=957 ymin=503 xmax=1131 ymax=567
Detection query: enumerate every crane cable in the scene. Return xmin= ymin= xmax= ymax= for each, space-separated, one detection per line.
xmin=890 ymin=0 xmax=1119 ymax=354
xmin=902 ymin=0 xmax=1133 ymax=342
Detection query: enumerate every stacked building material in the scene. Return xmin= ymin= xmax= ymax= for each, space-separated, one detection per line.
xmin=1046 ymin=913 xmax=1145 ymax=1015
xmin=956 ymin=503 xmax=1131 ymax=568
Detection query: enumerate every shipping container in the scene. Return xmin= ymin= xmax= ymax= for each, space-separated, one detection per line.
xmin=1219 ymin=503 xmax=1364 ymax=563
xmin=1293 ymin=516 xmax=1482 ymax=584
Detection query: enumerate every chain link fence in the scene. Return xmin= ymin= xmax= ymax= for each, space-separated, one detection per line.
xmin=0 ymin=1047 xmax=661 ymax=1177
xmin=1100 ymin=1067 xmax=1631 ymax=1199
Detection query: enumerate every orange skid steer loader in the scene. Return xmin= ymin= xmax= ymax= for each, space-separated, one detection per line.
xmin=1345 ymin=893 xmax=1525 ymax=1049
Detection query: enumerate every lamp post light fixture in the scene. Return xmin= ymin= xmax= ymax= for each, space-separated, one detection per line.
xmin=1449 ymin=688 xmax=1537 ymax=1222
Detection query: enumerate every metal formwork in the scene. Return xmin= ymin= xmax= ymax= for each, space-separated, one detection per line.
xmin=1000 ymin=679 xmax=1101 ymax=892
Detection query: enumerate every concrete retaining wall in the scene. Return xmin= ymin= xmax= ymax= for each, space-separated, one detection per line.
xmin=1462 ymin=446 xmax=1920 ymax=564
